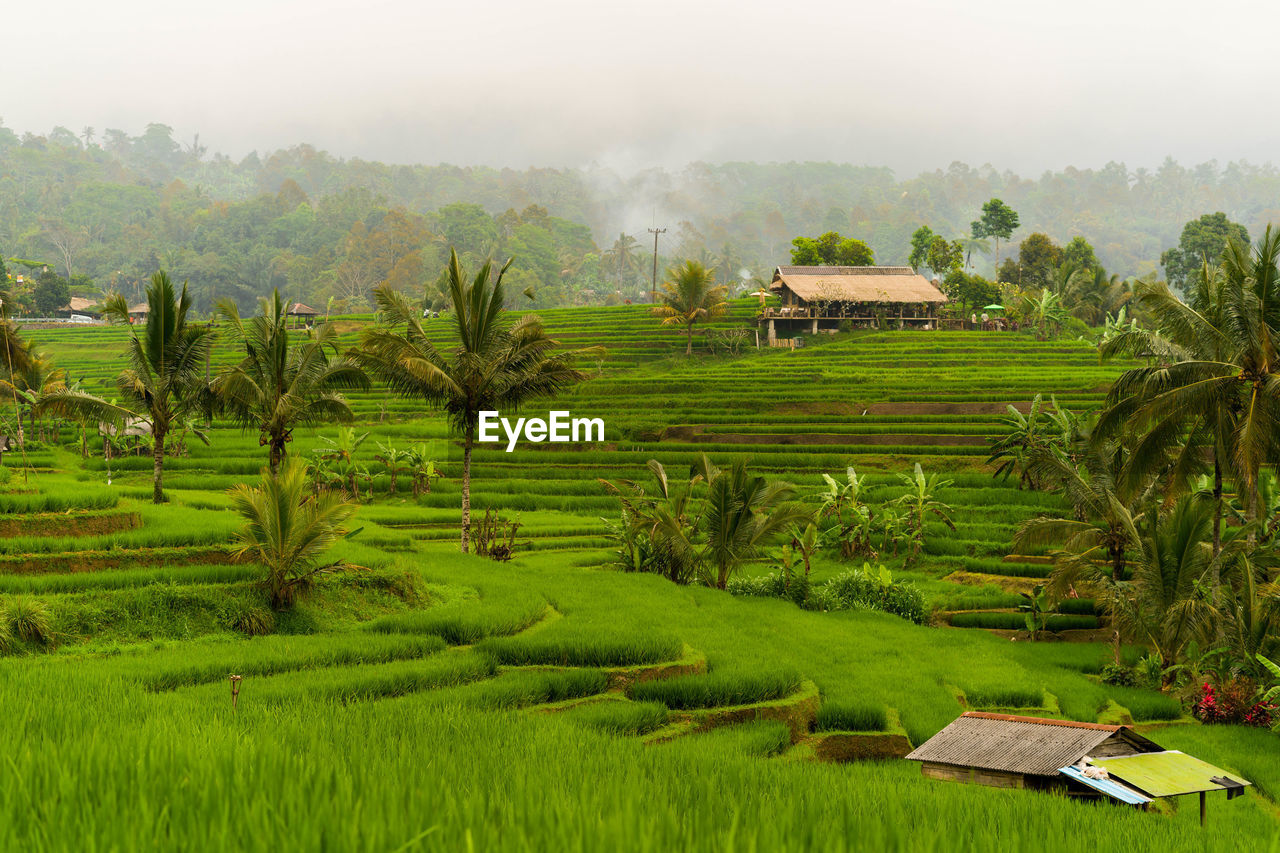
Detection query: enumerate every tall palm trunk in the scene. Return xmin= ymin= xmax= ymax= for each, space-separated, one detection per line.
xmin=1109 ymin=541 xmax=1125 ymax=583
xmin=268 ymin=434 xmax=286 ymax=475
xmin=460 ymin=425 xmax=474 ymax=553
xmin=1211 ymin=455 xmax=1223 ymax=605
xmin=152 ymin=428 xmax=166 ymax=504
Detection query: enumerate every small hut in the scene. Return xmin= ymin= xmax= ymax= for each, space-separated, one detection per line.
xmin=63 ymin=297 xmax=102 ymax=321
xmin=907 ymin=712 xmax=1250 ymax=822
xmin=127 ymin=302 xmax=149 ymax=322
xmin=286 ymin=302 xmax=319 ymax=326
xmin=759 ymin=266 xmax=947 ymax=343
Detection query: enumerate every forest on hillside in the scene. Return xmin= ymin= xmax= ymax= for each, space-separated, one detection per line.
xmin=4 ymin=121 xmax=1280 ymax=312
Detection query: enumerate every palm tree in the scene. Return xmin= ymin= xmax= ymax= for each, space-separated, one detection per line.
xmin=1070 ymin=267 xmax=1130 ymax=326
xmin=229 ymin=458 xmax=357 ymax=609
xmin=601 ymin=457 xmax=709 ymax=585
xmin=987 ymin=395 xmax=1049 ymax=489
xmin=356 ymin=249 xmax=598 ymax=552
xmin=602 ymin=233 xmax=644 ymax=293
xmin=652 ymin=260 xmax=728 ymax=356
xmin=702 ymin=458 xmax=809 ymax=589
xmin=959 ymin=236 xmax=991 ymax=269
xmin=37 ymin=272 xmax=212 ymax=503
xmin=1015 ymin=443 xmax=1141 ymax=588
xmin=0 ymin=348 xmax=66 ymax=444
xmin=0 ymin=292 xmax=36 ymax=452
xmin=214 ymin=290 xmax=368 ymax=473
xmin=1127 ymin=496 xmax=1220 ymax=668
xmin=1014 ymin=443 xmax=1146 ymax=661
xmin=1097 ymin=231 xmax=1280 ymax=600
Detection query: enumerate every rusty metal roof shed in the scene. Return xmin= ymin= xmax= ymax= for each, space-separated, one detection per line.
xmin=906 ymin=712 xmax=1160 ymax=778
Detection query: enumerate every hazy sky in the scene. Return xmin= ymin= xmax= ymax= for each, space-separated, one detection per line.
xmin=6 ymin=0 xmax=1274 ymax=174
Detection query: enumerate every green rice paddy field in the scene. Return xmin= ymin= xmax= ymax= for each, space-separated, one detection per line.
xmin=3 ymin=302 xmax=1276 ymax=851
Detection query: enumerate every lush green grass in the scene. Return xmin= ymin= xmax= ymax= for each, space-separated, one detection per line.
xmin=1107 ymin=685 xmax=1185 ymax=722
xmin=561 ymin=698 xmax=670 ymax=736
xmin=814 ymin=700 xmax=890 ymax=732
xmin=1 ymin=319 xmax=1271 ymax=851
xmin=628 ymin=667 xmax=804 ymax=709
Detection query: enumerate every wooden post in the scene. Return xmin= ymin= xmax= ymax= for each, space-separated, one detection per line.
xmin=1199 ymin=791 xmax=1206 ymax=827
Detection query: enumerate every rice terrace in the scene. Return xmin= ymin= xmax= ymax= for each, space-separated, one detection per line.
xmin=5 ymin=5 xmax=1280 ymax=849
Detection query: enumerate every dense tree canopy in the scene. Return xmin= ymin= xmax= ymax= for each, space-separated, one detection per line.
xmin=789 ymin=232 xmax=874 ymax=266
xmin=1160 ymin=212 xmax=1249 ymax=291
xmin=4 ymin=122 xmax=1280 ymax=313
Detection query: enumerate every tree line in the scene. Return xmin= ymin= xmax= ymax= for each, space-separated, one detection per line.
xmin=7 ymin=121 xmax=1280 ymax=314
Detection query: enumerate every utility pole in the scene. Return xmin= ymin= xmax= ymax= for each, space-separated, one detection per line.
xmin=647 ymin=227 xmax=666 ymax=303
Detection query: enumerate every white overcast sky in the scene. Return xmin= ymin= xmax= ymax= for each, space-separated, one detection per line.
xmin=4 ymin=0 xmax=1273 ymax=174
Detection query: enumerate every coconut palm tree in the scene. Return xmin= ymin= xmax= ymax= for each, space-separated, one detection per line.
xmin=214 ymin=290 xmax=368 ymax=473
xmin=1015 ymin=442 xmax=1142 ymax=588
xmin=36 ymin=272 xmax=212 ymax=503
xmin=356 ymin=249 xmax=598 ymax=552
xmin=1015 ymin=442 xmax=1150 ymax=662
xmin=652 ymin=260 xmax=728 ymax=356
xmin=1097 ymin=231 xmax=1280 ymax=600
xmin=602 ymin=233 xmax=644 ymax=292
xmin=702 ymin=458 xmax=810 ymax=589
xmin=959 ymin=235 xmax=991 ymax=269
xmin=987 ymin=394 xmax=1050 ymax=489
xmin=0 ymin=348 xmax=66 ymax=444
xmin=0 ymin=292 xmax=36 ymax=451
xmin=229 ymin=457 xmax=357 ymax=609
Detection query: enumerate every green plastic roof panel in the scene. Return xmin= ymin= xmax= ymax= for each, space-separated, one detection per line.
xmin=1096 ymin=751 xmax=1251 ymax=798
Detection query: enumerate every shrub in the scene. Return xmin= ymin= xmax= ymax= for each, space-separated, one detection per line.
xmin=819 ymin=565 xmax=927 ymax=625
xmin=726 ymin=572 xmax=812 ymax=608
xmin=1192 ymin=679 xmax=1276 ymax=727
xmin=234 ymin=606 xmax=276 ymax=637
xmin=3 ymin=597 xmax=52 ymax=645
xmin=1100 ymin=664 xmax=1137 ymax=687
xmin=729 ymin=565 xmax=926 ymax=624
xmin=814 ymin=701 xmax=888 ymax=732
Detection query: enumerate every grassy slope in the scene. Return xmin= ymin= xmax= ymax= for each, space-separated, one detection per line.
xmin=1 ymin=304 xmax=1273 ymax=850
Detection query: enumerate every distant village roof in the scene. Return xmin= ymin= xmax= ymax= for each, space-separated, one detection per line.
xmin=906 ymin=712 xmax=1158 ymax=777
xmin=128 ymin=302 xmax=148 ymax=315
xmin=67 ymin=297 xmax=100 ymax=313
xmin=287 ymin=302 xmax=318 ymax=316
xmin=770 ymin=266 xmax=948 ymax=304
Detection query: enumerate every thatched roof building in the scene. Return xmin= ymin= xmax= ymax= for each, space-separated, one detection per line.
xmin=286 ymin=302 xmax=318 ymax=317
xmin=769 ymin=266 xmax=947 ymax=305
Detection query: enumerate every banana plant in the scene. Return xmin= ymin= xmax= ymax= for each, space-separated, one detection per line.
xmin=375 ymin=441 xmax=410 ymax=496
xmin=1019 ymin=584 xmax=1051 ymax=641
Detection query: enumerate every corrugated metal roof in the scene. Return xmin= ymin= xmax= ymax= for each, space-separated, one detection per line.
xmin=1059 ymin=765 xmax=1153 ymax=805
xmin=1097 ymin=751 xmax=1251 ymax=797
xmin=770 ymin=266 xmax=948 ymax=304
xmin=906 ymin=712 xmax=1128 ymax=777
